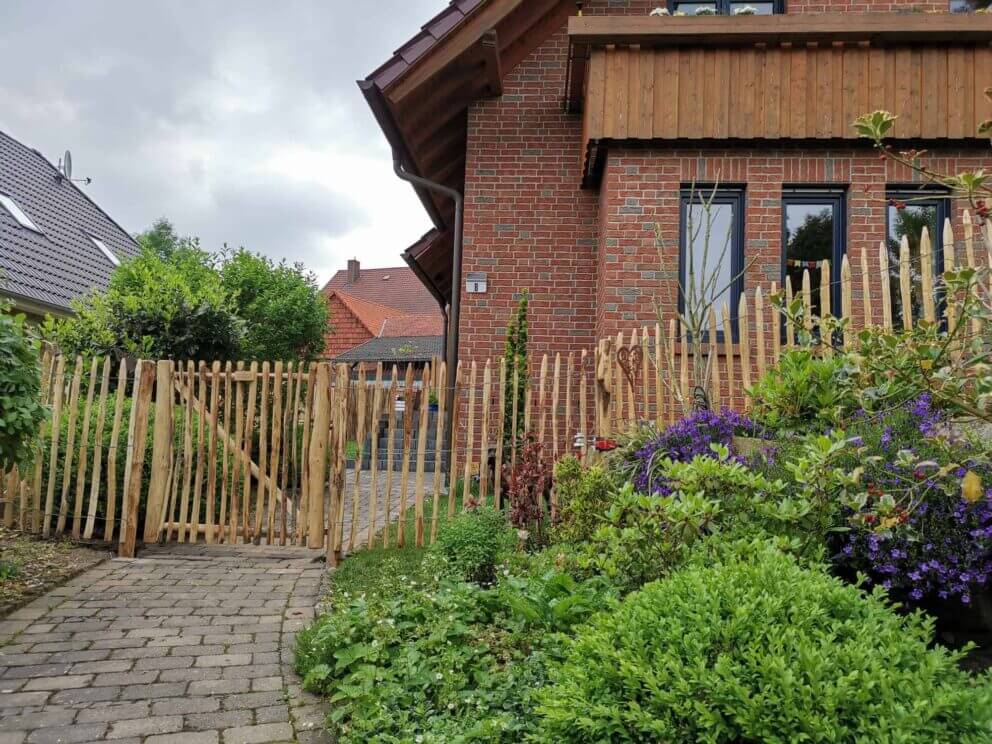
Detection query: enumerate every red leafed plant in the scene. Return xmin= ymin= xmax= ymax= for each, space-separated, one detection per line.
xmin=502 ymin=436 xmax=553 ymax=543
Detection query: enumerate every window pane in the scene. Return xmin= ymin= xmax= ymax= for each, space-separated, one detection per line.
xmin=674 ymin=2 xmax=719 ymax=14
xmin=887 ymin=201 xmax=939 ymax=327
xmin=731 ymin=2 xmax=775 ymax=13
xmin=685 ymin=200 xmax=735 ymax=330
xmin=785 ymin=203 xmax=835 ymax=319
xmin=951 ymin=0 xmax=992 ymax=12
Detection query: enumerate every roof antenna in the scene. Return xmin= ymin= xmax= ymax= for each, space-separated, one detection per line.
xmin=56 ymin=150 xmax=92 ymax=186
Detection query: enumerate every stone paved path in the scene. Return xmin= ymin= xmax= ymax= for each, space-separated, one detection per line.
xmin=0 ymin=545 xmax=332 ymax=744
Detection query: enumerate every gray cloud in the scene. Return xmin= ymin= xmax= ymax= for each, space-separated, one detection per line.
xmin=0 ymin=0 xmax=442 ymax=282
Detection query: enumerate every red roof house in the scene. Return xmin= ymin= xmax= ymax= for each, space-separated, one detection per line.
xmin=322 ymin=258 xmax=444 ymax=363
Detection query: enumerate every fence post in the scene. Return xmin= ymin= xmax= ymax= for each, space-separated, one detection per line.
xmin=144 ymin=360 xmax=174 ymax=543
xmin=120 ymin=360 xmax=154 ymax=558
xmin=307 ymin=363 xmax=331 ymax=549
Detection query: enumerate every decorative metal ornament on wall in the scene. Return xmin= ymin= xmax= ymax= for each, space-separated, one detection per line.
xmin=692 ymin=386 xmax=711 ymax=413
xmin=616 ymin=345 xmax=643 ymax=390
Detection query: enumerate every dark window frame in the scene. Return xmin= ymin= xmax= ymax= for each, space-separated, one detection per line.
xmin=885 ymin=186 xmax=951 ymax=326
xmin=780 ymin=188 xmax=848 ymax=320
xmin=678 ymin=186 xmax=746 ymax=344
xmin=667 ymin=0 xmax=785 ymax=14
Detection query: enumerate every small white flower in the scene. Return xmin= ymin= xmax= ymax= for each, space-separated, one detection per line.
xmin=649 ymin=6 xmax=670 ymax=15
xmin=416 ymin=736 xmax=424 ymax=743
xmin=447 ymin=703 xmax=455 ymax=710
xmin=436 ymin=672 xmax=444 ymax=680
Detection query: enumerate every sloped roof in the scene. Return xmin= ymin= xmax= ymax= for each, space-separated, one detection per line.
xmin=380 ymin=314 xmax=445 ymax=338
xmin=333 ymin=335 xmax=443 ymax=364
xmin=325 ymin=265 xmax=439 ymax=315
xmin=0 ymin=129 xmax=140 ymax=314
xmin=333 ymin=291 xmax=408 ymax=337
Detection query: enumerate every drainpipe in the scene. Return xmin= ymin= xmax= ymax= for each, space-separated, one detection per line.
xmin=392 ymin=156 xmax=464 ymax=468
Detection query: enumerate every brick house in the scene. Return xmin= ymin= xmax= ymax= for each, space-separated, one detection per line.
xmin=363 ymin=0 xmax=992 ymax=388
xmin=322 ymin=257 xmax=444 ymax=366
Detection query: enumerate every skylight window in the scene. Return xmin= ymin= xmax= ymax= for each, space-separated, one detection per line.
xmin=0 ymin=193 xmax=42 ymax=232
xmin=91 ymin=236 xmax=120 ymax=267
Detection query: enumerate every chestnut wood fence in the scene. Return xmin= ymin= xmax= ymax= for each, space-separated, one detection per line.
xmin=2 ymin=215 xmax=989 ymax=558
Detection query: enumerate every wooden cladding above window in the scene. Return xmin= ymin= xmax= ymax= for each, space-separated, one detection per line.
xmin=570 ymin=15 xmax=992 ymax=185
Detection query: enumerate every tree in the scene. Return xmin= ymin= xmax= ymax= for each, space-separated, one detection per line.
xmin=0 ymin=299 xmax=46 ymax=471
xmin=220 ymin=249 xmax=328 ymax=361
xmin=503 ymin=290 xmax=529 ymax=452
xmin=137 ymin=218 xmax=182 ymax=258
xmin=46 ymin=243 xmax=243 ymax=362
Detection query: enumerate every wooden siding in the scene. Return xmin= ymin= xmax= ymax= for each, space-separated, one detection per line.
xmin=583 ymin=43 xmax=992 ymax=147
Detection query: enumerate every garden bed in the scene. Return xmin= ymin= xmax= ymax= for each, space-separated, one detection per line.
xmin=0 ymin=526 xmax=112 ymax=617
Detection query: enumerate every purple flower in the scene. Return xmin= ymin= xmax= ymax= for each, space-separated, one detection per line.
xmin=630 ymin=409 xmax=761 ymax=495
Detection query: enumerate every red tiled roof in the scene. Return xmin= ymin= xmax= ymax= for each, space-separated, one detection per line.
xmin=332 ymin=291 xmax=407 ymax=337
xmin=380 ymin=314 xmax=445 ymax=338
xmin=324 ymin=265 xmax=439 ymax=315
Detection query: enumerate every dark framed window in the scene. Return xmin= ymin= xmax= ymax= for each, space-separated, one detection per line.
xmin=667 ymin=0 xmax=783 ymax=15
xmin=781 ymin=190 xmax=847 ymax=321
xmin=951 ymin=0 xmax=991 ymax=13
xmin=885 ymin=188 xmax=950 ymax=328
xmin=679 ymin=187 xmax=745 ymax=342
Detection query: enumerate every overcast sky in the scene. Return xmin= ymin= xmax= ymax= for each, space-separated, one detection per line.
xmin=1 ymin=0 xmax=445 ymax=284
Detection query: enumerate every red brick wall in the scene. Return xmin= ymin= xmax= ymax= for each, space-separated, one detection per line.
xmin=459 ymin=0 xmax=965 ymax=374
xmin=323 ymin=294 xmax=372 ymax=360
xmin=596 ymin=147 xmax=992 ymax=340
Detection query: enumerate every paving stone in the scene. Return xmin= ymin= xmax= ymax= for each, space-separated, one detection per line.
xmin=0 ymin=709 xmax=76 ymax=730
xmin=49 ymin=685 xmax=122 ymax=705
xmin=194 ymin=653 xmax=252 ymax=668
xmin=74 ymin=701 xmax=150 ymax=723
xmin=222 ymin=723 xmax=295 ymax=744
xmin=255 ymin=704 xmax=290 ymax=724
xmin=223 ymin=691 xmax=285 ymax=710
xmin=188 ymin=677 xmax=252 ymax=695
xmin=107 ymin=715 xmax=182 ymax=739
xmin=0 ymin=732 xmax=27 ymax=744
xmin=184 ymin=709 xmax=254 ymax=731
xmin=150 ymin=695 xmax=220 ymax=715
xmin=146 ymin=733 xmax=219 ymax=744
xmin=251 ymin=676 xmax=284 ymax=692
xmin=22 ymin=674 xmax=92 ymax=691
xmin=157 ymin=667 xmax=221 ymax=683
xmin=25 ymin=724 xmax=107 ymax=744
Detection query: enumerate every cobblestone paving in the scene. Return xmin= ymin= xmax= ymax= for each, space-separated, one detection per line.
xmin=0 ymin=545 xmax=332 ymax=744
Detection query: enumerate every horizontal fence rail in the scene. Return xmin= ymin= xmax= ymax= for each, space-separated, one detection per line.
xmin=2 ymin=214 xmax=990 ymax=557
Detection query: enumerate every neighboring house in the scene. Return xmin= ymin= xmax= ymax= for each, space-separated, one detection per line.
xmin=0 ymin=129 xmax=139 ymax=321
xmin=363 ymin=0 xmax=992 ymax=374
xmin=323 ymin=258 xmax=444 ymax=367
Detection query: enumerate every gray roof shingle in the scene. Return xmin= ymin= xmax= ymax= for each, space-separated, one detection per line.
xmin=0 ymin=129 xmax=140 ymax=314
xmin=333 ymin=335 xmax=443 ymax=364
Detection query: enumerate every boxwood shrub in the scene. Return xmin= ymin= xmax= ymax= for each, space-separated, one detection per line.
xmin=536 ymin=546 xmax=992 ymax=743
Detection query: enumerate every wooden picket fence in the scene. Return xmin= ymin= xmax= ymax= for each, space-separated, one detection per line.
xmin=2 ymin=216 xmax=990 ymax=558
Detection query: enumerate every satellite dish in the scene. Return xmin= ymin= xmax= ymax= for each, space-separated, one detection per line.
xmin=63 ymin=150 xmax=73 ymax=181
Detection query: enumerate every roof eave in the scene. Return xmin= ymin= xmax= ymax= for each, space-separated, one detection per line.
xmin=357 ymin=79 xmax=448 ymax=230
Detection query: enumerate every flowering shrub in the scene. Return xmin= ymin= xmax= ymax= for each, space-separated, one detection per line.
xmin=834 ymin=395 xmax=992 ymax=605
xmin=625 ymin=408 xmax=760 ymax=494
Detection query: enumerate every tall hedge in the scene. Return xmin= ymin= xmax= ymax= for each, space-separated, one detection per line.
xmin=0 ymin=303 xmax=46 ymax=471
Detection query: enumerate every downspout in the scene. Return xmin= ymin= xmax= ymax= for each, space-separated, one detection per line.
xmin=392 ymin=156 xmax=464 ymax=467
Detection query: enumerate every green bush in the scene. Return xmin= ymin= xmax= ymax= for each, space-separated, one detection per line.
xmin=295 ymin=578 xmax=554 ymax=743
xmin=427 ymin=507 xmax=514 ymax=585
xmin=748 ymin=348 xmax=856 ymax=432
xmin=0 ymin=304 xmax=46 ymax=471
xmin=579 ymin=449 xmax=821 ymax=593
xmin=536 ymin=546 xmax=992 ymax=743
xmin=552 ymin=457 xmax=614 ymax=545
